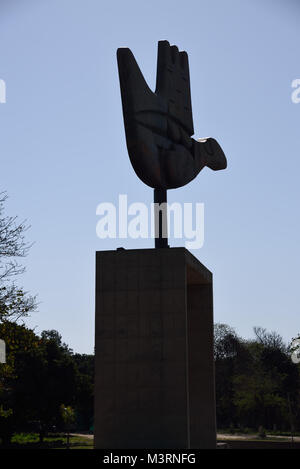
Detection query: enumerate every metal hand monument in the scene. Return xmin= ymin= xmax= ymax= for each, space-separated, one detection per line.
xmin=94 ymin=41 xmax=224 ymax=449
xmin=117 ymin=41 xmax=227 ymax=246
xmin=117 ymin=40 xmax=227 ymax=189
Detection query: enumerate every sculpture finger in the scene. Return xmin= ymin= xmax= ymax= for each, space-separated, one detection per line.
xmin=170 ymin=45 xmax=179 ymax=65
xmin=179 ymin=51 xmax=189 ymax=70
xmin=155 ymin=40 xmax=172 ymax=96
xmin=155 ymin=41 xmax=194 ymax=136
xmin=117 ymin=47 xmax=153 ymax=115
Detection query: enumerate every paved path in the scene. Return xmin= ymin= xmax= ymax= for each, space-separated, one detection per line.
xmin=217 ymin=433 xmax=300 ymax=442
xmin=72 ymin=432 xmax=300 ymax=443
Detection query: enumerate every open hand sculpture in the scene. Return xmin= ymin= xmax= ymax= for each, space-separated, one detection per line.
xmin=117 ymin=40 xmax=227 ymax=190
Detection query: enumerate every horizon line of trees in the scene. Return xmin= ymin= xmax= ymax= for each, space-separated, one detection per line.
xmin=0 ymin=320 xmax=299 ymax=446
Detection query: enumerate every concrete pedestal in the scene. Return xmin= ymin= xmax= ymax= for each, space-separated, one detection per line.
xmin=94 ymin=248 xmax=216 ymax=449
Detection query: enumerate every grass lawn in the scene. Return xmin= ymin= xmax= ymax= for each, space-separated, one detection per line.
xmin=3 ymin=432 xmax=94 ymax=449
xmin=3 ymin=431 xmax=300 ymax=450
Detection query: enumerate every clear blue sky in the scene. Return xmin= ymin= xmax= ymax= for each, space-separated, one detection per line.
xmin=0 ymin=0 xmax=299 ymax=353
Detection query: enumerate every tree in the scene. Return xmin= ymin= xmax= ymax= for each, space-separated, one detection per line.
xmin=0 ymin=321 xmax=41 ymax=445
xmin=214 ymin=323 xmax=250 ymax=428
xmin=213 ymin=324 xmax=300 ymax=432
xmin=0 ymin=193 xmax=36 ymax=322
xmin=60 ymin=404 xmax=75 ymax=449
xmin=0 ymin=324 xmax=80 ymax=446
xmin=232 ymin=330 xmax=299 ymax=431
xmin=214 ymin=323 xmax=240 ymax=360
xmin=32 ymin=330 xmax=77 ymax=440
xmin=253 ymin=327 xmax=286 ymax=351
xmin=72 ymin=354 xmax=94 ymax=431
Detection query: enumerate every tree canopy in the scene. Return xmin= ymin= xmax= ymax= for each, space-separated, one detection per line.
xmin=215 ymin=323 xmax=300 ymax=432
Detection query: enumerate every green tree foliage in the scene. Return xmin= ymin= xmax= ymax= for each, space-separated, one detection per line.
xmin=215 ymin=323 xmax=300 ymax=432
xmin=0 ymin=321 xmax=40 ymax=443
xmin=214 ymin=323 xmax=240 ymax=360
xmin=1 ymin=319 xmax=299 ymax=445
xmin=0 ymin=324 xmax=93 ymax=446
xmin=16 ymin=329 xmax=78 ymax=441
xmin=72 ymin=353 xmax=94 ymax=431
xmin=60 ymin=404 xmax=76 ymax=449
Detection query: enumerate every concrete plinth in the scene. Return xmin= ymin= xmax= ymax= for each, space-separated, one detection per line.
xmin=94 ymin=248 xmax=216 ymax=449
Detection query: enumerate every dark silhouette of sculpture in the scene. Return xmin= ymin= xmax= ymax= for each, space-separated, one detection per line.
xmin=94 ymin=43 xmax=223 ymax=451
xmin=117 ymin=40 xmax=227 ymax=190
xmin=117 ymin=40 xmax=227 ymax=247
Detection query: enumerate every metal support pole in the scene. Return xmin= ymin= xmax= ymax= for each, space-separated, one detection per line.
xmin=154 ymin=188 xmax=168 ymax=248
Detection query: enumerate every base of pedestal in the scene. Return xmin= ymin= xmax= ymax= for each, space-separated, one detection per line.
xmin=94 ymin=248 xmax=216 ymax=449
